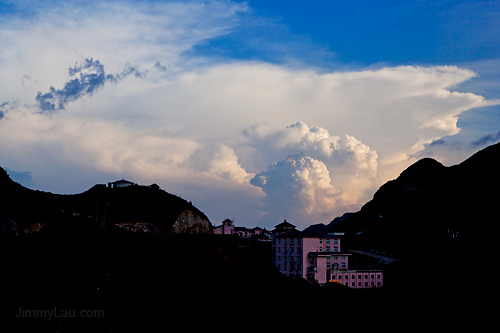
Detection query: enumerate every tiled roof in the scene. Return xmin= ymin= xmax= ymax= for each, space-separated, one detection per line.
xmin=274 ymin=221 xmax=296 ymax=228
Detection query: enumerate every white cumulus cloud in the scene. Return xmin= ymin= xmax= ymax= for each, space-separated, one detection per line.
xmin=248 ymin=122 xmax=378 ymax=228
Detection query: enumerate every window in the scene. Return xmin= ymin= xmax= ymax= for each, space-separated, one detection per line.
xmin=351 ymin=282 xmax=355 ymax=287
xmin=333 ymin=239 xmax=338 ymax=245
xmin=334 ymin=247 xmax=339 ymax=252
xmin=378 ymin=282 xmax=381 ymax=286
xmin=352 ymin=275 xmax=355 ymax=279
xmin=326 ymin=256 xmax=330 ymax=260
xmin=365 ymin=275 xmax=368 ymax=279
xmin=327 ymin=262 xmax=331 ymax=268
xmin=365 ymin=282 xmax=368 ymax=286
xmin=371 ymin=275 xmax=374 ymax=279
xmin=371 ymin=282 xmax=374 ymax=286
xmin=341 ymin=256 xmax=346 ymax=260
xmin=358 ymin=282 xmax=361 ymax=286
xmin=277 ymin=256 xmax=281 ymax=261
xmin=310 ymin=257 xmax=315 ymax=263
xmin=326 ymin=239 xmax=330 ymax=244
xmin=326 ymin=247 xmax=330 ymax=252
xmin=341 ymin=262 xmax=346 ymax=269
xmin=377 ymin=274 xmax=381 ymax=279
xmin=331 ymin=274 xmax=336 ymax=279
xmin=319 ymin=247 xmax=323 ymax=252
xmin=277 ymin=247 xmax=281 ymax=253
xmin=358 ymin=275 xmax=361 ymax=279
xmin=333 ymin=256 xmax=338 ymax=260
xmin=345 ymin=275 xmax=348 ymax=279
xmin=320 ymin=239 xmax=323 ymax=244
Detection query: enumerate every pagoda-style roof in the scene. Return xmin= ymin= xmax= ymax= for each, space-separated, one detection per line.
xmin=274 ymin=220 xmax=296 ymax=229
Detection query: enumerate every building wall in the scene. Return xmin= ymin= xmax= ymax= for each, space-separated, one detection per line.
xmin=273 ymin=235 xmax=304 ymax=277
xmin=212 ymin=221 xmax=234 ymax=235
xmin=330 ymin=270 xmax=383 ymax=288
xmin=213 ymin=225 xmax=234 ymax=235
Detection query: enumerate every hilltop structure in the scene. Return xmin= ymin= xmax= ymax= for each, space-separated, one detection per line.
xmin=108 ymin=179 xmax=135 ymax=188
xmin=272 ymin=220 xmax=383 ymax=287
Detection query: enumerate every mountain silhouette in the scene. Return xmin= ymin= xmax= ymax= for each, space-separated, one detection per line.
xmin=333 ymin=142 xmax=500 ymax=258
xmin=0 ymin=169 xmax=210 ymax=235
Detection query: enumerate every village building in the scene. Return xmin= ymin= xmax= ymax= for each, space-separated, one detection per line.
xmin=213 ymin=219 xmax=270 ymax=239
xmin=212 ymin=218 xmax=235 ymax=235
xmin=271 ymin=220 xmax=383 ymax=288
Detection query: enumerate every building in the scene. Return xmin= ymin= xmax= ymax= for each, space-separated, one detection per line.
xmin=108 ymin=179 xmax=135 ymax=188
xmin=271 ymin=220 xmax=383 ymax=288
xmin=213 ymin=219 xmax=271 ymax=239
xmin=212 ymin=219 xmax=235 ymax=235
xmin=272 ymin=220 xmax=297 ymax=235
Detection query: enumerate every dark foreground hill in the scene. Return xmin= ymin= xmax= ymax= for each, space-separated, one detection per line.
xmin=0 ymin=168 xmax=211 ymax=234
xmin=0 ymin=229 xmax=496 ymax=332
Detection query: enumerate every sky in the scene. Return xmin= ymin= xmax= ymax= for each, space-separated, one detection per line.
xmin=1 ymin=0 xmax=500 ymax=230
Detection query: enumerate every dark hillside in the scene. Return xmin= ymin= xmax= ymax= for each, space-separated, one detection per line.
xmin=334 ymin=142 xmax=500 ymax=258
xmin=0 ymin=168 xmax=210 ymax=233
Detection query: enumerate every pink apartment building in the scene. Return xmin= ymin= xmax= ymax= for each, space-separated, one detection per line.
xmin=272 ymin=221 xmax=383 ymax=288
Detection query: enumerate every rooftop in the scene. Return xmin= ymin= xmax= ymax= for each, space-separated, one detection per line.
xmin=274 ymin=231 xmax=341 ymax=239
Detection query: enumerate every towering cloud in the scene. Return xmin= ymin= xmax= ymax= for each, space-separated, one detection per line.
xmin=248 ymin=122 xmax=378 ymax=227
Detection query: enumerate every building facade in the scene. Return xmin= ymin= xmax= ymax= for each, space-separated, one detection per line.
xmin=212 ymin=219 xmax=235 ymax=235
xmin=271 ymin=220 xmax=383 ymax=288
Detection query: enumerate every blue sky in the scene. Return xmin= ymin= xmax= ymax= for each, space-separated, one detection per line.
xmin=1 ymin=0 xmax=499 ymax=229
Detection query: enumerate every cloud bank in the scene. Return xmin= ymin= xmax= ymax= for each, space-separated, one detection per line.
xmin=0 ymin=0 xmax=497 ymax=228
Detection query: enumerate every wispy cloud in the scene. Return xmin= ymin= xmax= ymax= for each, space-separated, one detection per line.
xmin=35 ymin=58 xmax=146 ymax=113
xmin=470 ymin=131 xmax=500 ymax=148
xmin=0 ymin=101 xmax=18 ymax=120
xmin=424 ymin=131 xmax=500 ymax=156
